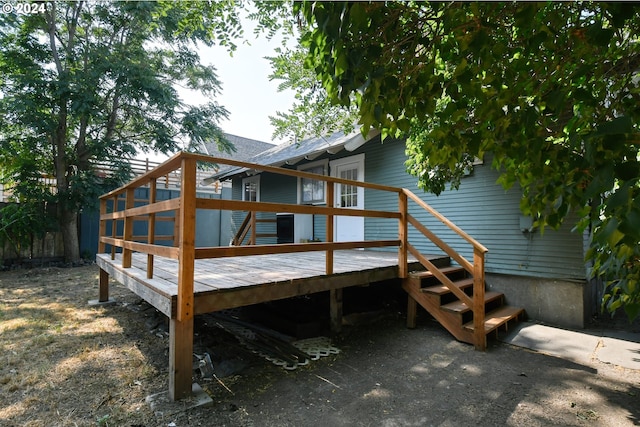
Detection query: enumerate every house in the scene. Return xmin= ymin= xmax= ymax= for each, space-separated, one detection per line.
xmin=200 ymin=133 xmax=275 ymax=189
xmin=208 ymin=130 xmax=595 ymax=329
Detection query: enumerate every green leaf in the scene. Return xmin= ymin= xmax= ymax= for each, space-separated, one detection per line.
xmin=595 ymin=117 xmax=633 ymax=137
xmin=614 ymin=161 xmax=640 ymax=181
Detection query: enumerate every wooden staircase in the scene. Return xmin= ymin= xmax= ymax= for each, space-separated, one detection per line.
xmin=402 ymin=259 xmax=524 ymax=348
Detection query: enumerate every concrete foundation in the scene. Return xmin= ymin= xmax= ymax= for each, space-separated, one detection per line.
xmin=87 ymin=298 xmax=117 ymax=307
xmin=145 ymin=383 xmax=212 ymax=416
xmin=486 ymin=273 xmax=592 ymax=329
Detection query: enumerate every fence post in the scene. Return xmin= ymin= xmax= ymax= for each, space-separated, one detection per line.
xmin=473 ymin=248 xmax=486 ymax=351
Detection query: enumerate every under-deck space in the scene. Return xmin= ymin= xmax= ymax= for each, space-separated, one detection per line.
xmin=97 ymin=250 xmax=438 ymax=318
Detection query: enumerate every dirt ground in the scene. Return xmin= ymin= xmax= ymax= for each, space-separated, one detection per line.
xmin=1 ymin=264 xmax=639 ymax=427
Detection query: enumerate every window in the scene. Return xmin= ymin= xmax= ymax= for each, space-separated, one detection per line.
xmin=298 ymin=160 xmax=327 ymax=204
xmin=242 ymin=175 xmax=260 ymax=202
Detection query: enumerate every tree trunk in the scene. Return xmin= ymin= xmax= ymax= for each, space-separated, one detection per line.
xmin=58 ymin=205 xmax=80 ymax=264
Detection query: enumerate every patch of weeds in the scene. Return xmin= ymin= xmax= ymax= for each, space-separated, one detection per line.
xmin=96 ymin=414 xmax=111 ymax=426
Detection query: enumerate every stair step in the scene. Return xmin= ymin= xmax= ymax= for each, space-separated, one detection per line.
xmin=463 ymin=305 xmax=525 ymax=334
xmin=440 ymin=291 xmax=504 ymax=314
xmin=421 ymin=277 xmax=474 ymax=296
xmin=409 ymin=265 xmax=466 ymax=279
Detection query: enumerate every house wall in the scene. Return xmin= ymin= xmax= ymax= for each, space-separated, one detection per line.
xmin=227 ymin=136 xmax=593 ymax=327
xmin=362 ymin=137 xmax=591 ymax=327
xmin=230 ymin=173 xmax=296 ymax=244
xmin=362 ymin=137 xmax=587 ymax=280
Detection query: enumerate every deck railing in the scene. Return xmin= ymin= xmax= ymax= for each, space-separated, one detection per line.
xmin=98 ymin=151 xmax=488 ymax=349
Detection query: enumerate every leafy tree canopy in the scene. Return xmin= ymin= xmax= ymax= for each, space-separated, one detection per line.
xmin=0 ymin=0 xmax=244 ymax=262
xmin=293 ymin=1 xmax=640 ymax=320
xmin=267 ymin=44 xmax=360 ymax=143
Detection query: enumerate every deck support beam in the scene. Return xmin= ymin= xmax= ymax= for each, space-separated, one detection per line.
xmin=406 ymin=294 xmax=417 ymax=329
xmin=330 ymin=288 xmax=343 ymax=334
xmin=99 ymin=268 xmax=109 ymax=302
xmin=169 ymin=316 xmax=194 ymax=401
xmin=170 ymin=157 xmax=197 ymax=401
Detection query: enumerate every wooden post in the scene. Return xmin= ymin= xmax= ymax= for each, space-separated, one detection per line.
xmin=122 ymin=188 xmax=135 ymax=268
xmin=98 ymin=198 xmax=106 ymax=254
xmin=169 ymin=317 xmax=194 ymax=401
xmin=326 ymin=182 xmax=334 ymax=275
xmin=98 ymin=268 xmax=109 ymax=302
xmin=398 ymin=191 xmax=408 ymax=279
xmin=473 ymin=248 xmax=486 ymax=351
xmin=173 ymin=208 xmax=180 ymax=247
xmin=330 ymin=288 xmax=342 ymax=334
xmin=147 ymin=180 xmax=156 ymax=279
xmin=326 ymin=182 xmax=341 ymax=333
xmin=406 ymin=291 xmax=417 ymax=329
xmin=111 ymin=196 xmax=118 ymax=260
xmin=250 ymin=211 xmax=256 ymax=245
xmin=169 ymin=156 xmax=196 ymax=401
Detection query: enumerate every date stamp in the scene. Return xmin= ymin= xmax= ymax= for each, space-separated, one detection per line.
xmin=2 ymin=2 xmax=47 ymax=15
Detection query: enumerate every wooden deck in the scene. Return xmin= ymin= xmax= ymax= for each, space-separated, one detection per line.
xmin=97 ymin=250 xmax=438 ymax=319
xmin=96 ymin=152 xmax=493 ymax=400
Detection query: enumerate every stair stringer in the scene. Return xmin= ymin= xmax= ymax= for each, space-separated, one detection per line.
xmin=402 ymin=276 xmax=475 ymax=344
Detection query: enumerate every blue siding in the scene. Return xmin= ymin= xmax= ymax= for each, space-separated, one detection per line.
xmin=227 ymin=137 xmax=586 ymax=280
xmin=363 ymin=138 xmax=586 ymax=280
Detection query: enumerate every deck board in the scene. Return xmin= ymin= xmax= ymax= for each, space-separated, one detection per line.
xmin=97 ymin=250 xmax=443 ymax=317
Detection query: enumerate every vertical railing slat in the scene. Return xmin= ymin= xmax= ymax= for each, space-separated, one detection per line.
xmin=98 ymin=198 xmax=106 ymax=254
xmin=250 ymin=211 xmax=256 ymax=245
xmin=122 ymin=188 xmax=134 ymax=268
xmin=398 ymin=191 xmax=408 ymax=279
xmin=325 ymin=182 xmax=334 ymax=275
xmin=110 ymin=196 xmax=118 ymax=260
xmin=147 ymin=180 xmax=156 ymax=279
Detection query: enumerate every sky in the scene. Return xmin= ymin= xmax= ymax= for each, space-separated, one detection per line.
xmin=196 ymin=34 xmax=295 ymax=145
xmin=145 ymin=18 xmax=295 ymax=163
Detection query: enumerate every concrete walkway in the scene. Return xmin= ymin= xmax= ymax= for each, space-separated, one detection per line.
xmin=501 ymin=321 xmax=640 ymax=371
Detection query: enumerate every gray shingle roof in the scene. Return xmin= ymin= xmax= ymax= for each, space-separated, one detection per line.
xmin=202 ymin=133 xmax=275 ymax=161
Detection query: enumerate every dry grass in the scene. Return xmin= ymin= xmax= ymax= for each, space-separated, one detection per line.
xmin=0 ymin=265 xmax=164 ymax=427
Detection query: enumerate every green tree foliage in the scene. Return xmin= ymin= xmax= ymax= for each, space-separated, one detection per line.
xmin=0 ymin=0 xmax=241 ymax=263
xmin=295 ymin=1 xmax=640 ymax=320
xmin=267 ymin=45 xmax=360 ymax=143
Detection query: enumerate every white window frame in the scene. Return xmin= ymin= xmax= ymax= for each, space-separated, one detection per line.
xmin=297 ymin=159 xmax=328 ymax=205
xmin=242 ymin=175 xmax=260 ymax=202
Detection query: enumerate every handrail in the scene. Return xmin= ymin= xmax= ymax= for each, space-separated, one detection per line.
xmin=403 ymin=188 xmax=488 ymax=254
xmin=100 ymin=151 xmax=402 ymax=200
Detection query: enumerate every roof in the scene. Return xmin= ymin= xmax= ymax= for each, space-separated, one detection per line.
xmin=201 ymin=133 xmax=275 ymax=162
xmin=205 ymin=129 xmax=380 ymax=182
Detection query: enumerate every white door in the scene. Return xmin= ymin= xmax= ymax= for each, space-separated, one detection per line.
xmin=330 ymin=154 xmax=364 ymax=242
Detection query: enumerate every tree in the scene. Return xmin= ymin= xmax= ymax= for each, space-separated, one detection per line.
xmin=267 ymin=45 xmax=360 ymax=143
xmin=293 ymin=2 xmax=640 ymax=320
xmin=0 ymin=0 xmax=241 ymax=263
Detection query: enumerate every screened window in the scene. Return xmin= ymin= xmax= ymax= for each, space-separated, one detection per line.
xmin=242 ymin=175 xmax=260 ymax=202
xmin=298 ymin=161 xmax=327 ymax=204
